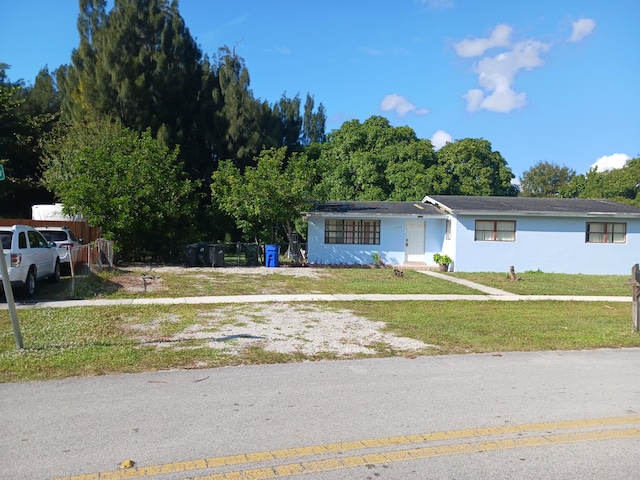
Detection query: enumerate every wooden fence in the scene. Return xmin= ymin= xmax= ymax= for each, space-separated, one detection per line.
xmin=0 ymin=219 xmax=101 ymax=244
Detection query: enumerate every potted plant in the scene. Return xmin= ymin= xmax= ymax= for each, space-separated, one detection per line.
xmin=433 ymin=253 xmax=452 ymax=272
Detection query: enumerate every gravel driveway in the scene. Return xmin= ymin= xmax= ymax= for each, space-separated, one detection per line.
xmin=124 ymin=266 xmax=432 ymax=357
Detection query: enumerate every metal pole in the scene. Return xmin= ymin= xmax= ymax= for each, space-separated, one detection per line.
xmin=0 ymin=249 xmax=23 ymax=349
xmin=633 ymin=264 xmax=640 ymax=333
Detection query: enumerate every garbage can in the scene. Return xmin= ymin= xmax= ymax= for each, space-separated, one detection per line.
xmin=245 ymin=243 xmax=259 ymax=266
xmin=290 ymin=233 xmax=300 ymax=264
xmin=183 ymin=243 xmax=211 ymax=267
xmin=183 ymin=244 xmax=198 ymax=267
xmin=210 ymin=244 xmax=225 ymax=267
xmin=265 ymin=244 xmax=279 ymax=268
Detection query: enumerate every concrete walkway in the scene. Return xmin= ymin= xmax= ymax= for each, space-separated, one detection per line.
xmin=416 ymin=270 xmax=515 ymax=295
xmin=0 ymin=271 xmax=629 ymax=309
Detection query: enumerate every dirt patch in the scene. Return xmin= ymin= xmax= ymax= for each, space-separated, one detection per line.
xmin=113 ymin=274 xmax=165 ymax=293
xmin=125 ymin=265 xmax=326 ymax=277
xmin=111 ymin=266 xmax=327 ymax=293
xmin=131 ymin=304 xmax=432 ymax=357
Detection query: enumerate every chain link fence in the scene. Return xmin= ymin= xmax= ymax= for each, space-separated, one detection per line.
xmin=182 ymin=241 xmax=307 ymax=267
xmin=69 ymin=239 xmax=115 ymax=275
xmin=64 ymin=239 xmax=307 ymax=271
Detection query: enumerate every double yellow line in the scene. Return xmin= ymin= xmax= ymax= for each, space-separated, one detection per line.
xmin=54 ymin=416 xmax=640 ymax=480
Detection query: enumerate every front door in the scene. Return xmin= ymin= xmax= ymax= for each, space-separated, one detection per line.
xmin=405 ymin=221 xmax=425 ymax=263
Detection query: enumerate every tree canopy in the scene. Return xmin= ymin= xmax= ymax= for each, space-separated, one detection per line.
xmin=561 ymin=157 xmax=640 ymax=204
xmin=315 ymin=116 xmax=437 ymax=201
xmin=211 ymin=147 xmax=316 ymax=242
xmin=519 ymin=161 xmax=576 ymax=197
xmin=41 ymin=120 xmax=197 ymax=259
xmin=314 ymin=118 xmax=516 ymax=201
xmin=0 ymin=64 xmax=59 ymax=216
xmin=432 ymin=138 xmax=518 ymax=196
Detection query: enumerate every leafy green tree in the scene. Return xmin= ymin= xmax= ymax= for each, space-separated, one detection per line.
xmin=385 ymin=141 xmax=438 ymax=200
xmin=0 ymin=75 xmax=24 ymax=209
xmin=316 ymin=116 xmax=436 ymax=201
xmin=41 ymin=120 xmax=198 ymax=260
xmin=561 ymin=158 xmax=640 ymax=204
xmin=432 ymin=138 xmax=518 ymax=196
xmin=519 ymin=161 xmax=576 ymax=197
xmin=211 ymin=147 xmax=316 ymax=242
xmin=0 ymin=65 xmax=59 ymax=215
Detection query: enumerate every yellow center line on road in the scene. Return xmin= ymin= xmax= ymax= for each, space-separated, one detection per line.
xmin=193 ymin=428 xmax=640 ymax=480
xmin=53 ymin=416 xmax=640 ymax=480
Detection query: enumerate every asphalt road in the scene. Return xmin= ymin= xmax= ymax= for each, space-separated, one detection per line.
xmin=1 ymin=348 xmax=639 ymax=479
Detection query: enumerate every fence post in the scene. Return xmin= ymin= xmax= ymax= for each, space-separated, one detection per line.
xmin=632 ymin=264 xmax=640 ymax=333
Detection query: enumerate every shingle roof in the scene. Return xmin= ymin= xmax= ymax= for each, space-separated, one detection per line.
xmin=424 ymin=195 xmax=640 ymax=217
xmin=308 ymin=201 xmax=444 ymax=216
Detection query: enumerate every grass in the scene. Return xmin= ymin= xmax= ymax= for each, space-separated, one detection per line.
xmin=355 ymin=301 xmax=638 ymax=353
xmin=1 ymin=299 xmax=638 ymax=383
xmin=28 ymin=267 xmax=482 ymax=301
xmin=448 ymin=271 xmax=632 ymax=296
xmin=21 ymin=267 xmax=635 ymax=302
xmin=1 ymin=267 xmax=638 ymax=383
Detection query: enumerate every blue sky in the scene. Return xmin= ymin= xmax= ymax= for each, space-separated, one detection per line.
xmin=1 ymin=0 xmax=639 ymax=179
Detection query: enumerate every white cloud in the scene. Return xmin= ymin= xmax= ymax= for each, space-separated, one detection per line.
xmin=457 ymin=29 xmax=551 ymax=113
xmin=462 ymin=89 xmax=484 ymax=112
xmin=568 ymin=18 xmax=596 ymax=42
xmin=430 ymin=130 xmax=452 ymax=150
xmin=591 ymin=153 xmax=630 ymax=171
xmin=380 ymin=94 xmax=428 ymax=117
xmin=454 ymin=24 xmax=512 ymax=58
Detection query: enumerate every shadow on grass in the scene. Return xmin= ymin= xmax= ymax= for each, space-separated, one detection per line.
xmin=7 ymin=268 xmax=130 ymax=302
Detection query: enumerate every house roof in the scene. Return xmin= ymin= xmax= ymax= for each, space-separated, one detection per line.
xmin=306 ymin=201 xmax=444 ymax=217
xmin=423 ymin=195 xmax=640 ymax=217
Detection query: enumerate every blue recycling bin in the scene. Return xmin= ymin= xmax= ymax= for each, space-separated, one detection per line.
xmin=265 ymin=244 xmax=279 ymax=267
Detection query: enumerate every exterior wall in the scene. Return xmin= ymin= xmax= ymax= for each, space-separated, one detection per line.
xmin=425 ymin=218 xmax=447 ymax=266
xmin=307 ymin=216 xmax=447 ymax=266
xmin=452 ymin=214 xmax=640 ymax=274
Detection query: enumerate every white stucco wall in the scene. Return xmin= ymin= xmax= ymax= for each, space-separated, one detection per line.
xmin=451 ymin=214 xmax=640 ymax=274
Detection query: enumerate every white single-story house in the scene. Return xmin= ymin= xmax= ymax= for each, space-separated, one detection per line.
xmin=303 ymin=196 xmax=640 ymax=274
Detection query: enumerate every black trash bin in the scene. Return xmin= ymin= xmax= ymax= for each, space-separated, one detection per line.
xmin=245 ymin=243 xmax=259 ymax=266
xmin=210 ymin=244 xmax=225 ymax=267
xmin=183 ymin=243 xmax=211 ymax=267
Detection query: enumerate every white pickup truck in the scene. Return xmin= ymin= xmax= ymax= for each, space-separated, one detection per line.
xmin=0 ymin=225 xmax=61 ymax=297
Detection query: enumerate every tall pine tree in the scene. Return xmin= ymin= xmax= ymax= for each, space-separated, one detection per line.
xmin=61 ymin=0 xmax=203 ymax=174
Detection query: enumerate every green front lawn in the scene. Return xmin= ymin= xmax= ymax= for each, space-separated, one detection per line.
xmin=448 ymin=271 xmax=632 ymax=296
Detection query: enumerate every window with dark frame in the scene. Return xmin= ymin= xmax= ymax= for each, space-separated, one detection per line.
xmin=324 ymin=219 xmax=381 ymax=245
xmin=585 ymin=222 xmax=626 ymax=244
xmin=474 ymin=220 xmax=516 ymax=241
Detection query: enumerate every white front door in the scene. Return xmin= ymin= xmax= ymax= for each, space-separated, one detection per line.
xmin=405 ymin=221 xmax=425 ymax=263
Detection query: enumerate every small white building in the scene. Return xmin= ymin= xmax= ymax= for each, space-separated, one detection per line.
xmin=304 ymin=196 xmax=640 ymax=274
xmin=31 ymin=203 xmax=84 ymax=222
